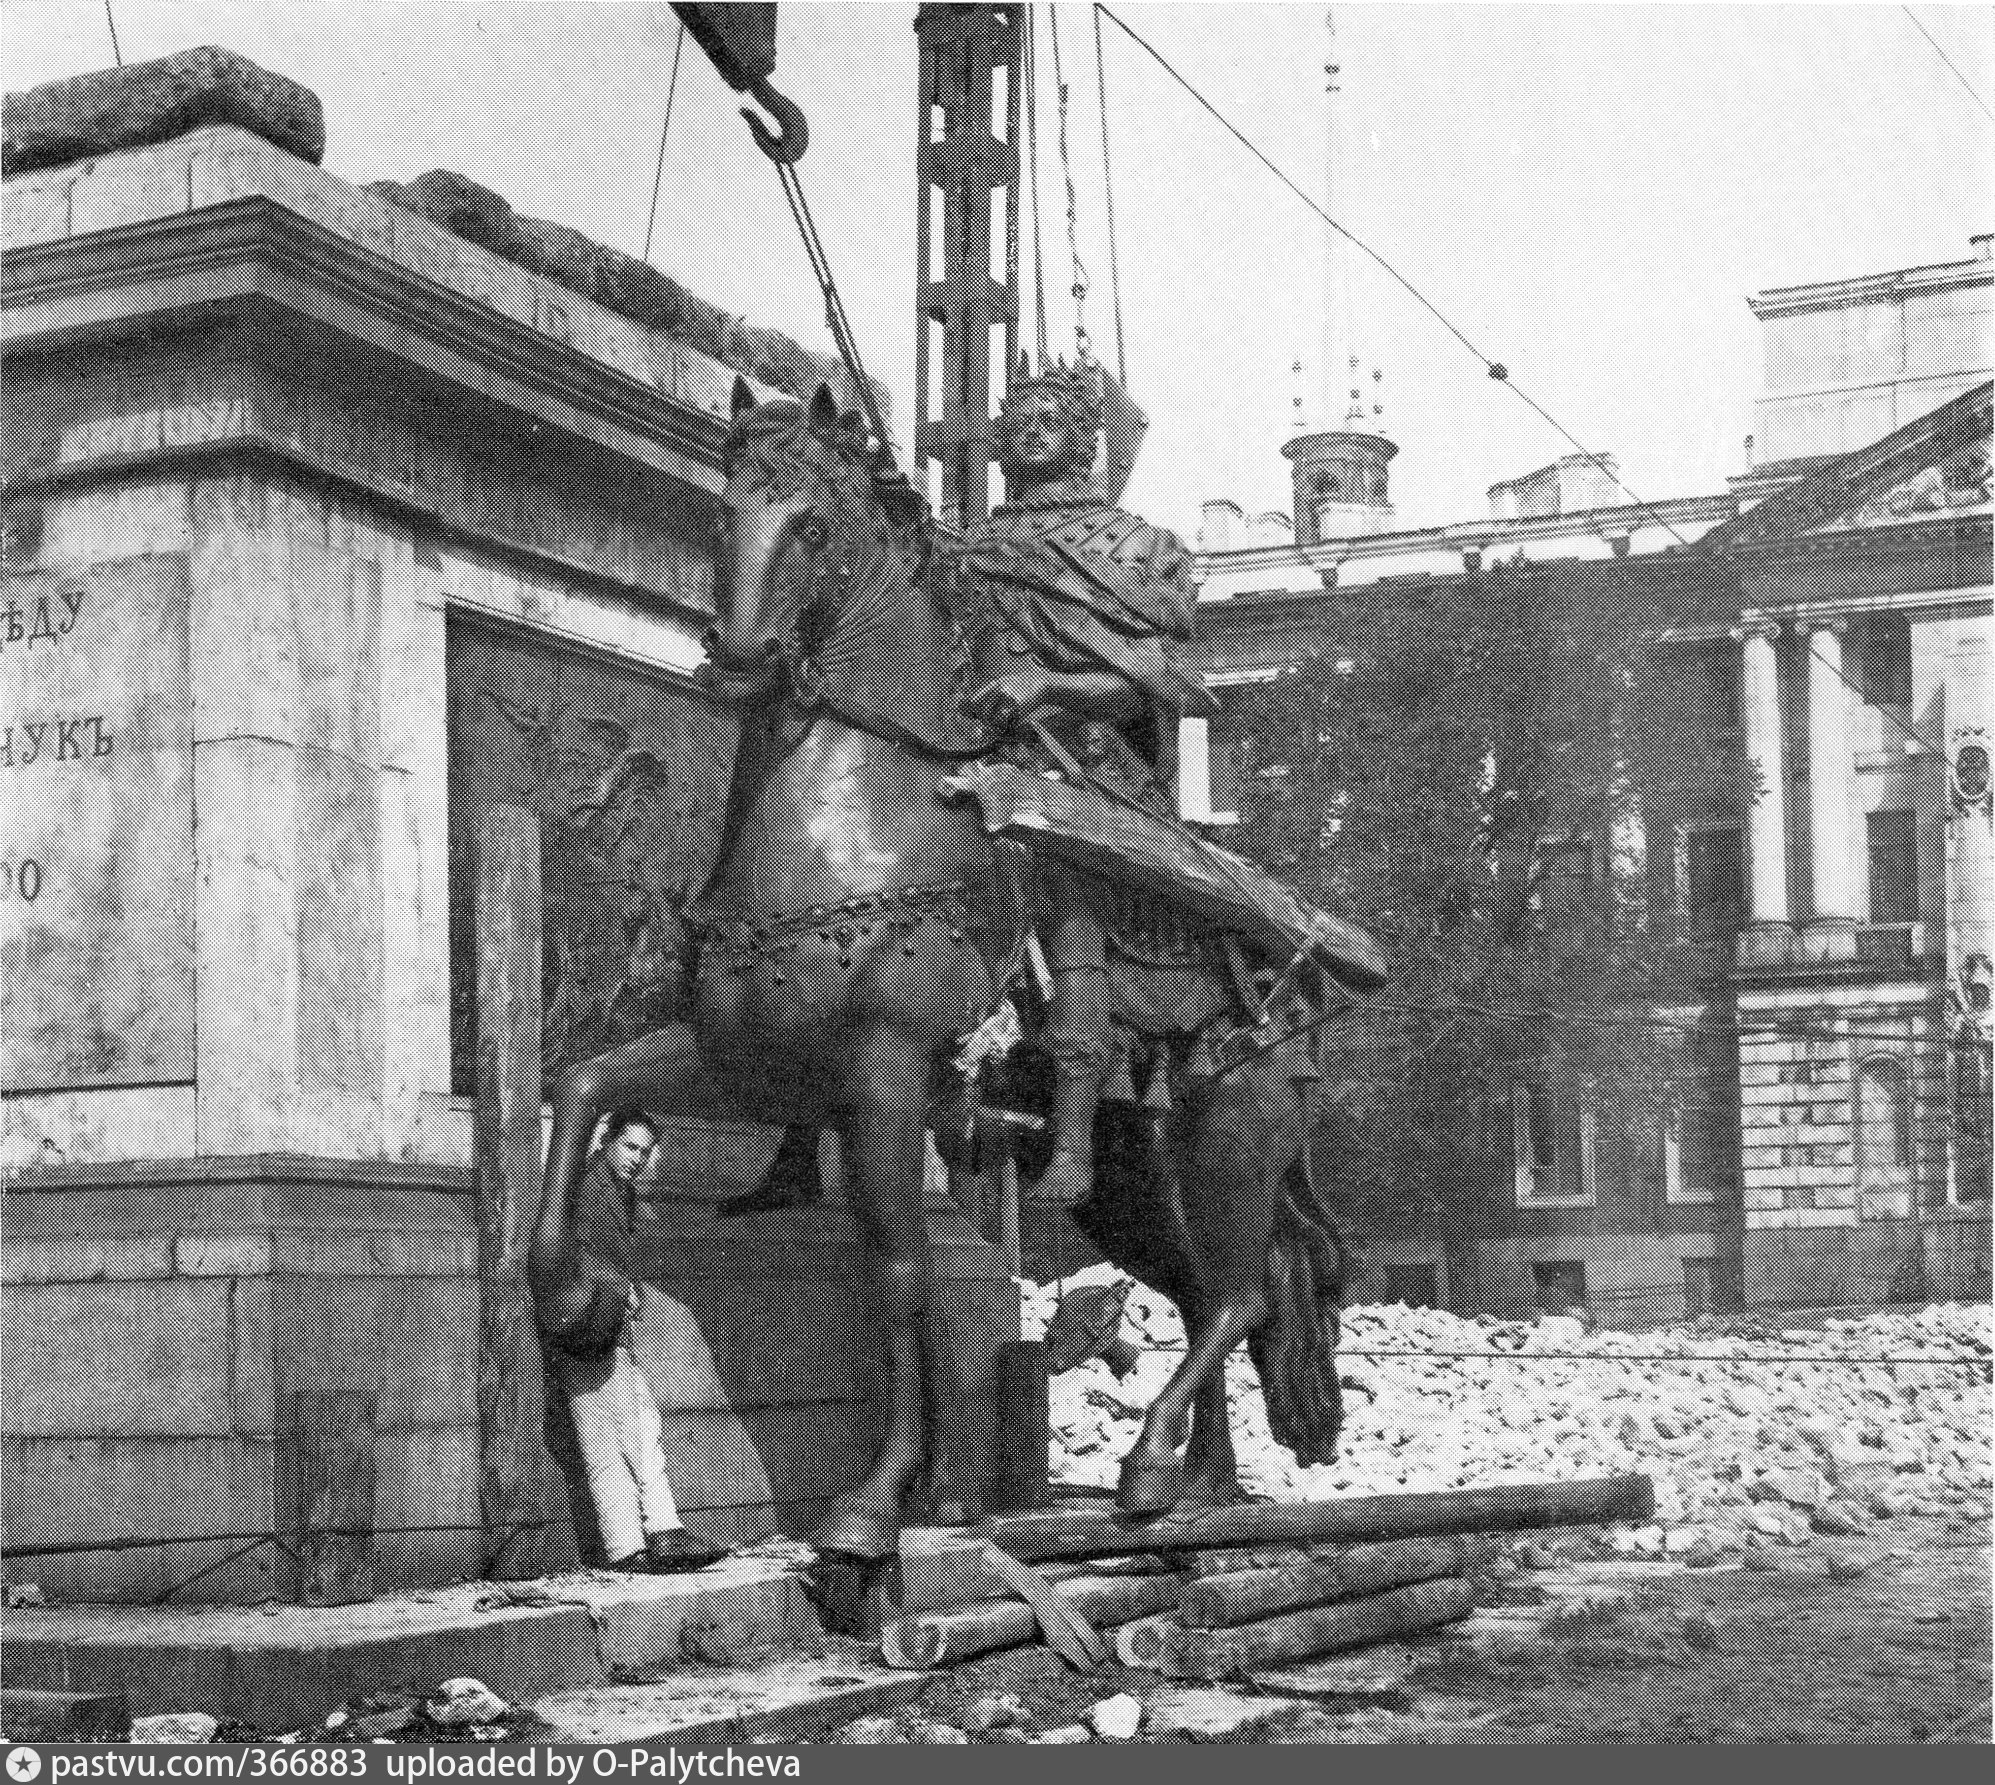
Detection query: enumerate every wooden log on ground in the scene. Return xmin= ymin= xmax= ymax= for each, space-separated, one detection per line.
xmin=1179 ymin=1538 xmax=1467 ymax=1630
xmin=880 ymin=1570 xmax=1185 ymax=1670
xmin=1115 ymin=1613 xmax=1182 ymax=1668
xmin=1125 ymin=1577 xmax=1479 ymax=1681
xmin=980 ymin=1474 xmax=1654 ymax=1563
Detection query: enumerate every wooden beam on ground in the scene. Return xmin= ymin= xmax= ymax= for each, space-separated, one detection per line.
xmin=475 ymin=802 xmax=580 ymax=1580
xmin=1124 ymin=1576 xmax=1479 ymax=1680
xmin=978 ymin=1474 xmax=1654 ymax=1563
xmin=881 ymin=1569 xmax=1185 ymax=1670
xmin=1178 ymin=1537 xmax=1466 ymax=1629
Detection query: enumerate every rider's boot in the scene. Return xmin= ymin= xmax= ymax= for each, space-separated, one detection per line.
xmin=1035 ymin=965 xmax=1111 ymax=1207
xmin=716 ymin=1122 xmax=825 ymax=1217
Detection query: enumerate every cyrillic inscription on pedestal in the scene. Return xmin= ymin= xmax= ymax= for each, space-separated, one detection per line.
xmin=0 ymin=554 xmax=192 ymax=1090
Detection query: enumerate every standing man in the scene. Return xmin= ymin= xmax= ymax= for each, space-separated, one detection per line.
xmin=949 ymin=358 xmax=1219 ymax=1204
xmin=552 ymin=1108 xmax=730 ymax=1573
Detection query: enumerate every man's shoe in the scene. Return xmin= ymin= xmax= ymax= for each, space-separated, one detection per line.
xmin=606 ymin=1552 xmax=652 ymax=1575
xmin=646 ymin=1528 xmax=730 ymax=1572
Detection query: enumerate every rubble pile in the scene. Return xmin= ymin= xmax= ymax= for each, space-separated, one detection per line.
xmin=1024 ymin=1269 xmax=1992 ymax=1553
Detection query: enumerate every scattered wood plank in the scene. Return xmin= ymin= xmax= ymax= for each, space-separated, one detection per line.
xmin=1125 ymin=1577 xmax=1480 ymax=1681
xmin=972 ymin=1543 xmax=1107 ymax=1670
xmin=979 ymin=1474 xmax=1654 ymax=1563
xmin=1178 ymin=1538 xmax=1467 ymax=1630
xmin=881 ymin=1569 xmax=1185 ymax=1670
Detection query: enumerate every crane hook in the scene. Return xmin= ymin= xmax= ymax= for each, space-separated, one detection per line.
xmin=743 ymin=76 xmax=809 ymax=165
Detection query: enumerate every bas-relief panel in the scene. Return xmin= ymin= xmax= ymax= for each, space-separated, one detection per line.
xmin=446 ymin=621 xmax=738 ymax=1095
xmin=1 ymin=554 xmax=194 ymax=1091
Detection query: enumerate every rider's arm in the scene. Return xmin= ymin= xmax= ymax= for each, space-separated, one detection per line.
xmin=967 ymin=664 xmax=1146 ymax=728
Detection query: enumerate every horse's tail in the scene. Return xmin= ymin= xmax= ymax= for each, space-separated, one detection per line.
xmin=1247 ymin=1136 xmax=1347 ymax=1468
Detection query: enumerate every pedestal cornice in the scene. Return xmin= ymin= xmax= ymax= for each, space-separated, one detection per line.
xmin=2 ymin=197 xmax=740 ymax=624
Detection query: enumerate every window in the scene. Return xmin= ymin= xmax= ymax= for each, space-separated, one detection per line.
xmin=1866 ymin=810 xmax=1919 ymax=925
xmin=1684 ymin=826 xmax=1744 ymax=925
xmin=1855 ymin=615 xmax=1913 ymax=709
xmin=1855 ymin=1055 xmax=1913 ymax=1190
xmin=1665 ymin=1102 xmax=1725 ymax=1205
xmin=1514 ymin=1082 xmax=1596 ymax=1204
xmin=1954 ymin=1036 xmax=1993 ymax=1204
xmin=1380 ymin=1260 xmax=1441 ymax=1309
xmin=1532 ymin=1260 xmax=1588 ymax=1316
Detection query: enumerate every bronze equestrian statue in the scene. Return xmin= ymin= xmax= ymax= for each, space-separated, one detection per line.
xmin=530 ymin=376 xmax=1388 ymax=1562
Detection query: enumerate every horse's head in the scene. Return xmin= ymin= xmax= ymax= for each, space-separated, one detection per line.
xmin=703 ymin=378 xmax=916 ymax=706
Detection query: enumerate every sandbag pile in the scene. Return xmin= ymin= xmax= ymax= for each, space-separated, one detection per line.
xmin=1023 ymin=1269 xmax=1992 ymax=1554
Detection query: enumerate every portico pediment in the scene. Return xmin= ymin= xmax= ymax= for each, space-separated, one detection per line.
xmin=1711 ymin=380 xmax=1992 ymax=554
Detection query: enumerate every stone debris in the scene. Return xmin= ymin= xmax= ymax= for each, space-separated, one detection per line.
xmin=1033 ymin=1724 xmax=1092 ymax=1743
xmin=130 ymin=1713 xmax=220 ymax=1744
xmin=1024 ymin=1273 xmax=1991 ymax=1554
xmin=959 ymin=1692 xmax=1028 ymax=1733
xmin=363 ymin=169 xmax=873 ymax=411
xmin=829 ymin=1715 xmax=906 ymax=1744
xmin=1086 ymin=1692 xmax=1145 ymax=1740
xmin=3 ymin=46 xmax=324 ymax=174
xmin=421 ymin=1679 xmax=510 ymax=1728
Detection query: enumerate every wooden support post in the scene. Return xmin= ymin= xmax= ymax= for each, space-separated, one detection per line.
xmin=475 ymin=803 xmax=580 ymax=1580
xmin=998 ymin=1150 xmax=1021 ymax=1280
xmin=979 ymin=1473 xmax=1655 ymax=1563
xmin=275 ymin=1391 xmax=376 ymax=1606
xmin=993 ymin=1340 xmax=1051 ymax=1513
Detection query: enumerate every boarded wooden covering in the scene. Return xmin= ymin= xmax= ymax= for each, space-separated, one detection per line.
xmin=475 ymin=804 xmax=580 ymax=1579
xmin=940 ymin=759 xmax=1389 ymax=987
xmin=275 ymin=1391 xmax=375 ymax=1606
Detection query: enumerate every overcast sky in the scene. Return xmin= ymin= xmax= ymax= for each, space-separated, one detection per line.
xmin=10 ymin=2 xmax=1992 ymax=535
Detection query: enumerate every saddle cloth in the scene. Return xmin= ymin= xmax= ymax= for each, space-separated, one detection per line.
xmin=939 ymin=759 xmax=1389 ymax=991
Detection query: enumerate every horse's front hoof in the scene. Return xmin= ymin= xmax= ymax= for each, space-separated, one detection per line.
xmin=811 ymin=1494 xmax=900 ymax=1562
xmin=1117 ymin=1454 xmax=1183 ymax=1515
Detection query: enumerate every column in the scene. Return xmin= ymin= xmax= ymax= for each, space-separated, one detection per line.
xmin=1736 ymin=622 xmax=1790 ymax=927
xmin=1805 ymin=619 xmax=1856 ymax=926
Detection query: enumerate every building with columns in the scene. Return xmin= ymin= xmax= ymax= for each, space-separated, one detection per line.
xmin=1185 ymin=240 xmax=1992 ymax=1323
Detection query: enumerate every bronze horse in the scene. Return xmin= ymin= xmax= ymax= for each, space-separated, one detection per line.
xmin=531 ymin=382 xmax=1353 ymax=1561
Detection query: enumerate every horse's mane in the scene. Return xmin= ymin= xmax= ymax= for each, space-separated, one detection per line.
xmin=726 ymin=400 xmax=932 ymax=572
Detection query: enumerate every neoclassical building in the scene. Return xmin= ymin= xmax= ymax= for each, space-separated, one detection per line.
xmin=1186 ymin=238 xmax=1992 ymax=1321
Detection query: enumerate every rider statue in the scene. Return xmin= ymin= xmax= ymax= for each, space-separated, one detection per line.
xmin=715 ymin=357 xmax=1215 ymax=1217
xmin=951 ymin=358 xmax=1216 ymax=1204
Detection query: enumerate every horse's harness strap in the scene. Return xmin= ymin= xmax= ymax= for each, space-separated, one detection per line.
xmin=687 ymin=880 xmax=972 ymax=969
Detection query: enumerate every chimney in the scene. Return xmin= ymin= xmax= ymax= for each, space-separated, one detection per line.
xmin=1973 ymin=233 xmax=1992 ymax=261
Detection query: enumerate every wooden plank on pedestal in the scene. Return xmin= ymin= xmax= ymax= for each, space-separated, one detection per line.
xmin=475 ymin=802 xmax=580 ymax=1580
xmin=275 ymin=1391 xmax=376 ymax=1606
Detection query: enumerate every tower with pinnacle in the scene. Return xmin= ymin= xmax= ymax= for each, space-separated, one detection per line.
xmin=1284 ymin=7 xmax=1396 ymax=544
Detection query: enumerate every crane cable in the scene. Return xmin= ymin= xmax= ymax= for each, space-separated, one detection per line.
xmin=642 ymin=22 xmax=687 ymax=263
xmin=1092 ymin=4 xmax=1128 ymax=386
xmin=1046 ymin=4 xmax=1093 ymax=366
xmin=1025 ymin=5 xmax=1049 ymax=365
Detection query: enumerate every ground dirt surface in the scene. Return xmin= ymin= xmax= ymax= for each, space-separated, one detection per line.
xmin=803 ymin=1515 xmax=1990 ymax=1745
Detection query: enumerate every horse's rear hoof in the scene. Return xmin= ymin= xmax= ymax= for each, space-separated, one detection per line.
xmin=1117 ymin=1455 xmax=1183 ymax=1515
xmin=812 ymin=1494 xmax=900 ymax=1562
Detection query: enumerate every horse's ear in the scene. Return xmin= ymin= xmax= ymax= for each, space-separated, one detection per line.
xmin=731 ymin=376 xmax=756 ymax=422
xmin=808 ymin=382 xmax=840 ymax=435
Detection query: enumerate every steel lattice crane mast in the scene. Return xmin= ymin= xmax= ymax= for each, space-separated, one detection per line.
xmin=913 ymin=4 xmax=1023 ymax=529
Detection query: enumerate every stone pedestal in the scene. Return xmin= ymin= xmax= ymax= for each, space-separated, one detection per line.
xmin=2 ymin=126 xmax=1015 ymax=1600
